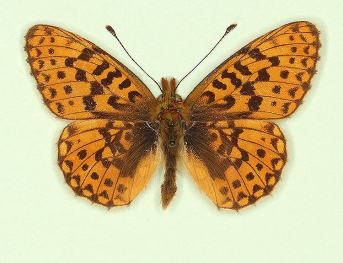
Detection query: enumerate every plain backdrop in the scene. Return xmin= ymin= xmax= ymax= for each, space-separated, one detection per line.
xmin=1 ymin=1 xmax=342 ymax=262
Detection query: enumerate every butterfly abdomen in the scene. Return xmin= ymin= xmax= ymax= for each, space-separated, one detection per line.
xmin=159 ymin=109 xmax=183 ymax=209
xmin=161 ymin=150 xmax=178 ymax=209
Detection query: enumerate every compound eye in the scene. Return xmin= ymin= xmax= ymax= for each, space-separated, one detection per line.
xmin=157 ymin=94 xmax=163 ymax=102
xmin=175 ymin=94 xmax=182 ymax=103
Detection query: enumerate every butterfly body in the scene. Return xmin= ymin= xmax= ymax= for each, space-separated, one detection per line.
xmin=25 ymin=22 xmax=320 ymax=210
xmin=156 ymin=78 xmax=184 ymax=208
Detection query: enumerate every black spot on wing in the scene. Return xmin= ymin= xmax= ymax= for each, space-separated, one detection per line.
xmin=246 ymin=172 xmax=255 ymax=181
xmin=76 ymin=69 xmax=87 ymax=81
xmin=107 ymin=95 xmax=128 ymax=110
xmin=222 ymin=70 xmax=242 ymax=88
xmin=201 ymin=91 xmax=215 ymax=104
xmin=90 ymin=81 xmax=104 ymax=95
xmin=268 ymin=56 xmax=280 ymax=66
xmin=77 ymin=149 xmax=87 ymax=160
xmin=234 ymin=61 xmax=251 ymax=75
xmin=249 ymin=48 xmax=266 ymax=60
xmin=83 ymin=96 xmax=96 ymax=110
xmin=272 ymin=85 xmax=281 ymax=94
xmin=257 ymin=149 xmax=266 ymax=158
xmin=128 ymin=91 xmax=142 ymax=102
xmin=247 ymin=96 xmax=263 ymax=111
xmin=232 ymin=180 xmax=241 ymax=189
xmin=301 ymin=58 xmax=308 ymax=67
xmin=281 ymin=102 xmax=291 ymax=114
xmin=78 ymin=48 xmax=94 ymax=61
xmin=64 ymin=85 xmax=72 ymax=94
xmin=255 ymin=68 xmax=270 ymax=82
xmin=56 ymin=102 xmax=65 ymax=114
xmin=212 ymin=79 xmax=227 ymax=90
xmin=104 ymin=178 xmax=113 ymax=187
xmin=240 ymin=82 xmax=255 ymax=95
xmin=288 ymin=87 xmax=298 ymax=98
xmin=119 ymin=78 xmax=131 ymax=90
xmin=65 ymin=58 xmax=77 ymax=67
xmin=91 ymin=172 xmax=99 ymax=180
xmin=280 ymin=70 xmax=289 ymax=79
xmin=101 ymin=69 xmax=122 ymax=86
xmin=49 ymin=88 xmax=57 ymax=98
xmin=211 ymin=95 xmax=235 ymax=110
xmin=38 ymin=60 xmax=44 ymax=69
xmin=57 ymin=71 xmax=66 ymax=79
xmin=93 ymin=60 xmax=109 ymax=75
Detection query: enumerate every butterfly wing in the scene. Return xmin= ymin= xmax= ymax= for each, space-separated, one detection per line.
xmin=25 ymin=25 xmax=160 ymax=207
xmin=183 ymin=21 xmax=320 ymax=121
xmin=183 ymin=21 xmax=320 ymax=209
xmin=184 ymin=120 xmax=285 ymax=209
xmin=25 ymin=25 xmax=158 ymax=121
xmin=58 ymin=120 xmax=160 ymax=207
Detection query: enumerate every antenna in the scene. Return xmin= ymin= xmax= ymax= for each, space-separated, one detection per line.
xmin=176 ymin=24 xmax=237 ymax=88
xmin=106 ymin=25 xmax=161 ymax=91
xmin=106 ymin=24 xmax=237 ymax=92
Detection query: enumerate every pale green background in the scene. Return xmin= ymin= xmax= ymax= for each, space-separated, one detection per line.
xmin=1 ymin=0 xmax=342 ymax=262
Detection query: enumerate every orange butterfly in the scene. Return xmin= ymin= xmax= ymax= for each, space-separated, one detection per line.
xmin=25 ymin=21 xmax=320 ymax=210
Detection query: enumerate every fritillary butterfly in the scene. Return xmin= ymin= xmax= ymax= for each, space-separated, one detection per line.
xmin=25 ymin=21 xmax=320 ymax=210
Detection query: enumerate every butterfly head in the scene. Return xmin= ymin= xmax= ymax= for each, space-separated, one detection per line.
xmin=157 ymin=78 xmax=182 ymax=106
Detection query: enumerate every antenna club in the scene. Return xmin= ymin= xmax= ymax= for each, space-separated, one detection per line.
xmin=106 ymin=25 xmax=117 ymax=37
xmin=177 ymin=23 xmax=237 ymax=87
xmin=105 ymin=24 xmax=161 ymax=91
xmin=226 ymin=24 xmax=237 ymax=34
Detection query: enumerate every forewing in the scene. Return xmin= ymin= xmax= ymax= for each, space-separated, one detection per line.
xmin=25 ymin=25 xmax=158 ymax=121
xmin=184 ymin=21 xmax=320 ymax=121
xmin=58 ymin=120 xmax=160 ymax=207
xmin=183 ymin=120 xmax=286 ymax=210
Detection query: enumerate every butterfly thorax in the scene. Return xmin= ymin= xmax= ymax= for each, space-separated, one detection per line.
xmin=156 ymin=78 xmax=184 ymax=148
xmin=157 ymin=78 xmax=184 ymax=208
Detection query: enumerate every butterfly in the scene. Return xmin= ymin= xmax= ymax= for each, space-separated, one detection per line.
xmin=25 ymin=21 xmax=320 ymax=210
